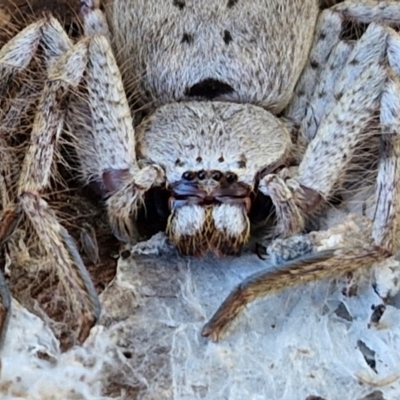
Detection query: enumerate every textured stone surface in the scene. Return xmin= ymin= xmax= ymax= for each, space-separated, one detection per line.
xmin=2 ymin=221 xmax=400 ymax=400
xmin=2 ymin=193 xmax=400 ymax=400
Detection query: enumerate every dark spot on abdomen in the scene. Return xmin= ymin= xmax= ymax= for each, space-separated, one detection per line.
xmin=185 ymin=78 xmax=234 ymax=100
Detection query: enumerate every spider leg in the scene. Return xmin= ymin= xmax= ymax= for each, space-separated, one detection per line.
xmin=0 ymin=268 xmax=10 ymax=350
xmin=286 ymin=7 xmax=344 ymax=130
xmin=258 ymin=172 xmax=307 ymax=237
xmin=0 ymin=105 xmax=20 ymax=347
xmin=372 ymin=38 xmax=400 ymax=253
xmin=0 ymin=206 xmax=21 ymax=349
xmin=293 ymin=40 xmax=354 ymax=142
xmin=65 ymin=5 xmax=164 ymax=243
xmin=0 ymin=17 xmax=102 ymax=343
xmin=0 ymin=20 xmax=44 ymax=94
xmin=202 ymin=245 xmax=386 ymax=342
xmin=203 ymin=6 xmax=400 ymax=341
xmin=287 ymin=1 xmax=400 ymax=142
xmin=261 ymin=22 xmax=389 ymax=237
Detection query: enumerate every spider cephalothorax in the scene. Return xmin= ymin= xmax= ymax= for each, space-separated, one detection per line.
xmin=136 ymin=101 xmax=292 ymax=256
xmin=1 ymin=0 xmax=400 ymax=345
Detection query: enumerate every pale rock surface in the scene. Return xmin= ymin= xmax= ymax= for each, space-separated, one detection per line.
xmin=1 ymin=211 xmax=400 ymax=400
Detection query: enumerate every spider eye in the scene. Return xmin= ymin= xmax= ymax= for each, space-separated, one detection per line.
xmin=211 ymin=171 xmax=223 ymax=181
xmin=198 ymin=170 xmax=206 ymax=180
xmin=226 ymin=172 xmax=237 ymax=183
xmin=182 ymin=171 xmax=195 ymax=181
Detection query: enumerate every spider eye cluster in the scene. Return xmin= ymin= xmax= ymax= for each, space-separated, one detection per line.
xmin=181 ymin=170 xmax=237 ymax=183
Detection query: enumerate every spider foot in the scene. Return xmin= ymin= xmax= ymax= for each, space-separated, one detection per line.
xmin=131 ymin=232 xmax=172 ymax=256
xmin=202 ymin=285 xmax=253 ymax=342
xmin=106 ymin=166 xmax=165 ymax=243
xmin=266 ymin=234 xmax=314 ymax=265
xmin=80 ymin=0 xmax=100 ymax=15
xmin=0 ymin=206 xmax=22 ymax=247
xmin=372 ymin=257 xmax=400 ymax=300
xmin=0 ymin=270 xmax=11 ymax=350
xmin=79 ymin=223 xmax=100 ymax=265
xmin=77 ymin=311 xmax=98 ymax=343
xmin=80 ymin=0 xmax=108 ymax=37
